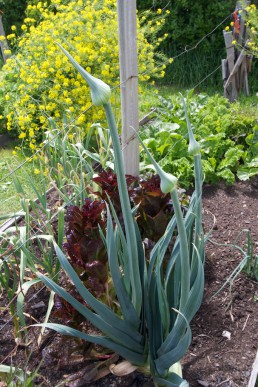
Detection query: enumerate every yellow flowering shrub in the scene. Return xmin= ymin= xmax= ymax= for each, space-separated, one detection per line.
xmin=0 ymin=0 xmax=167 ymax=149
xmin=244 ymin=3 xmax=258 ymax=56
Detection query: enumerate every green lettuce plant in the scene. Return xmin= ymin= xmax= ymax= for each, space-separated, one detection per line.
xmin=35 ymin=46 xmax=205 ymax=386
xmin=140 ymin=93 xmax=258 ymax=187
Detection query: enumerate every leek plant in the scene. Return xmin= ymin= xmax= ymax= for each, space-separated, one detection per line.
xmin=38 ymin=116 xmax=113 ymax=207
xmin=35 ymin=46 xmax=205 ymax=386
xmin=0 ymin=196 xmax=65 ymax=344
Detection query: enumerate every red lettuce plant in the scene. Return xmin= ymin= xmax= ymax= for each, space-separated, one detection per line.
xmin=91 ymin=168 xmax=137 ymax=214
xmin=90 ymin=169 xmax=173 ymax=239
xmin=64 ymin=198 xmax=107 ymax=298
xmin=131 ymin=174 xmax=173 ymax=242
xmin=92 ymin=170 xmax=186 ymax=242
xmin=53 ymin=290 xmax=85 ymax=326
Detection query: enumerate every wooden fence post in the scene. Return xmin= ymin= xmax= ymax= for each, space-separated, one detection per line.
xmin=222 ymin=1 xmax=252 ymax=101
xmin=117 ymin=0 xmax=139 ymax=176
xmin=223 ymin=31 xmax=238 ymax=101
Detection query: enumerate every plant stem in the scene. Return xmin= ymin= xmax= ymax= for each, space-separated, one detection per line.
xmin=103 ymin=102 xmax=142 ymax=316
xmin=193 ymin=154 xmax=204 ymax=261
xmin=170 ymin=189 xmax=190 ymax=309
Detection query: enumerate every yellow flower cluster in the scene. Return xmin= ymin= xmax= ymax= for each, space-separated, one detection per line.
xmin=246 ymin=4 xmax=256 ymax=13
xmin=244 ymin=3 xmax=258 ymax=56
xmin=0 ymin=0 xmax=166 ymax=151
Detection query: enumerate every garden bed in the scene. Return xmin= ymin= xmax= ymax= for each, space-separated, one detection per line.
xmin=0 ymin=180 xmax=258 ymax=386
xmin=184 ymin=180 xmax=258 ymax=387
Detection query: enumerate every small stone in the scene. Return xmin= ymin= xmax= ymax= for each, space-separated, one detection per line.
xmin=31 ymin=301 xmax=45 ymax=309
xmin=222 ymin=330 xmax=231 ymax=340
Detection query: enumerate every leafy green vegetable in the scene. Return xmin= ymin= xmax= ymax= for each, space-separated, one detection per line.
xmin=140 ymin=93 xmax=258 ymax=187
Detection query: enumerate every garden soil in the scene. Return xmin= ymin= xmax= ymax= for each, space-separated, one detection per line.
xmin=0 ymin=180 xmax=258 ymax=387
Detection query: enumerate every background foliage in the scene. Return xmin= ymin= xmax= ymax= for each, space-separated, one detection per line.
xmin=0 ymin=0 xmax=166 ymax=148
xmin=0 ymin=0 xmax=27 ymax=35
xmin=1 ymin=0 xmax=258 ymax=90
xmin=245 ymin=3 xmax=258 ymax=57
xmin=140 ymin=93 xmax=258 ymax=187
xmin=137 ymin=0 xmax=258 ymax=89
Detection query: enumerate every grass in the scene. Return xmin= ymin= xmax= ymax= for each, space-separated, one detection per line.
xmin=0 ymin=148 xmax=44 ymax=218
xmin=139 ymin=83 xmax=182 ymax=117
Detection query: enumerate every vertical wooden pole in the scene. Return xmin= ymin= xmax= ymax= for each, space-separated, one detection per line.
xmin=223 ymin=1 xmax=252 ymax=101
xmin=117 ymin=0 xmax=139 ymax=176
xmin=222 ymin=58 xmax=229 ymax=100
xmin=223 ymin=31 xmax=238 ymax=102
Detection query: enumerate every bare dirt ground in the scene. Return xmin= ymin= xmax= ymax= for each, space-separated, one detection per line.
xmin=0 ymin=180 xmax=258 ymax=386
xmin=183 ymin=180 xmax=258 ymax=387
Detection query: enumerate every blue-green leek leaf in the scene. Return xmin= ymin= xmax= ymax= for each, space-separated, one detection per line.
xmin=36 ymin=273 xmax=144 ymax=352
xmin=155 ymin=310 xmax=192 ymax=374
xmin=40 ymin=243 xmax=144 ymax=345
xmin=33 ymin=323 xmax=146 ymax=366
xmin=106 ymin=206 xmax=140 ymax=329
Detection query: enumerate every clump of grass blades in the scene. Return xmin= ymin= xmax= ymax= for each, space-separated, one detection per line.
xmin=0 ymin=180 xmax=66 ymax=345
xmin=209 ymin=229 xmax=258 ymax=310
xmin=35 ymin=45 xmax=205 ymax=386
xmin=0 ymin=355 xmax=44 ymax=387
xmin=37 ymin=117 xmax=112 ymax=208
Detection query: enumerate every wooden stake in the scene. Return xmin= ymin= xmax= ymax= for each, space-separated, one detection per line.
xmin=223 ymin=31 xmax=238 ymax=102
xmin=117 ymin=0 xmax=139 ymax=176
xmin=223 ymin=2 xmax=252 ymax=101
xmin=224 ymin=45 xmax=248 ymax=91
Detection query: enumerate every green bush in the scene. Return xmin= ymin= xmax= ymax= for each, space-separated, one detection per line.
xmin=0 ymin=0 xmax=166 ymax=150
xmin=137 ymin=0 xmax=258 ymax=89
xmin=244 ymin=3 xmax=258 ymax=56
xmin=139 ymin=1 xmax=235 ymax=48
